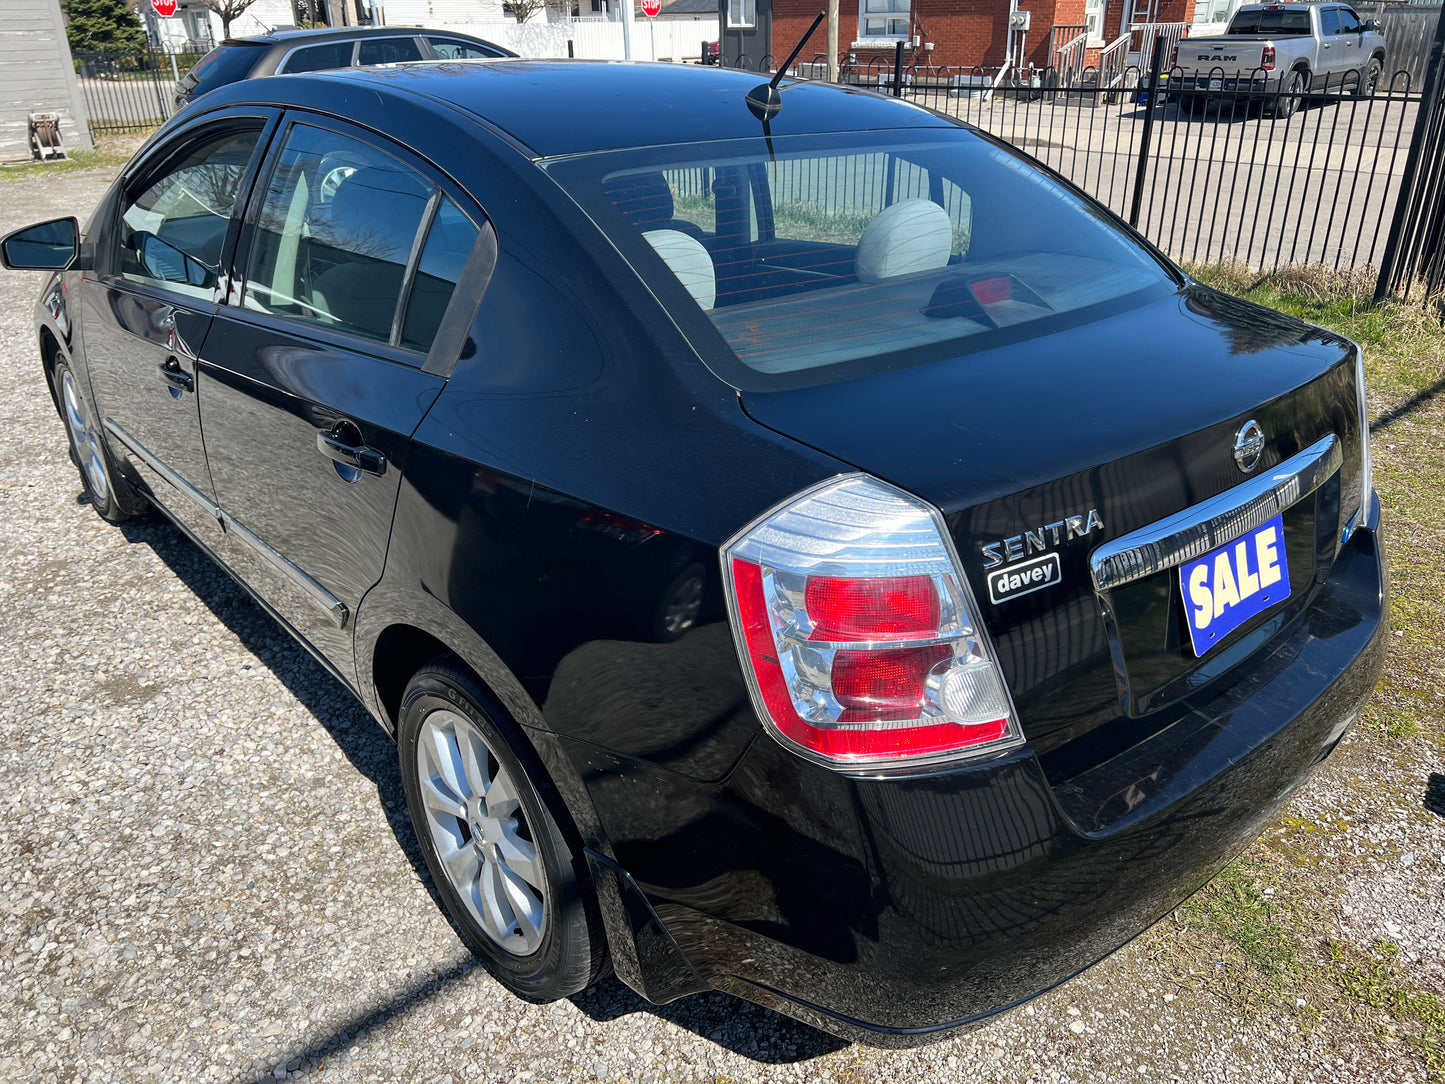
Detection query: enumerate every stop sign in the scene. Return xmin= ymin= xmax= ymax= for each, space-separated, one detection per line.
xmin=151 ymin=0 xmax=178 ymax=16
xmin=641 ymin=0 xmax=662 ymax=16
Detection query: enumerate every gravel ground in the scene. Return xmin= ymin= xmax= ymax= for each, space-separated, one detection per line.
xmin=0 ymin=163 xmax=1441 ymax=1084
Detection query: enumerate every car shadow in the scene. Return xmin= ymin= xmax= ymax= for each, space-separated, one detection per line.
xmin=1425 ymin=773 xmax=1445 ymax=818
xmin=107 ymin=503 xmax=851 ymax=1066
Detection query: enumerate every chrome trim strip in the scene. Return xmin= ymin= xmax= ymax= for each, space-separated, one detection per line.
xmin=219 ymin=511 xmax=349 ymax=630
xmin=103 ymin=418 xmax=222 ymax=522
xmin=1090 ymin=434 xmax=1341 ymax=592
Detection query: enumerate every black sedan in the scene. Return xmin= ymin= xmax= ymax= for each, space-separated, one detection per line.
xmin=1 ymin=60 xmax=1387 ymax=1046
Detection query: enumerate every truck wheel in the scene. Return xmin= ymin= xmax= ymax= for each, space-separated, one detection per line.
xmin=1269 ymin=70 xmax=1307 ymax=118
xmin=1356 ymin=58 xmax=1382 ymax=99
xmin=1180 ymin=94 xmax=1207 ymax=117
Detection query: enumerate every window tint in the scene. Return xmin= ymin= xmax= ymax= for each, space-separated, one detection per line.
xmin=281 ymin=41 xmax=354 ymax=74
xmin=243 ymin=124 xmax=431 ymax=345
xmin=356 ymin=37 xmax=423 ymax=65
xmin=552 ymin=132 xmax=1169 ymax=384
xmin=1225 ymin=9 xmax=1311 ymax=34
xmin=425 ymin=36 xmax=501 ymax=59
xmin=401 ymin=197 xmax=480 ymax=351
xmin=115 ymin=128 xmax=260 ymax=299
xmin=1336 ymin=7 xmax=1361 ymax=32
xmin=177 ymin=42 xmax=267 ymax=99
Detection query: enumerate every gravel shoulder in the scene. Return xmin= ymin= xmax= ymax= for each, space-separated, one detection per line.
xmin=0 ymin=164 xmax=1440 ymax=1084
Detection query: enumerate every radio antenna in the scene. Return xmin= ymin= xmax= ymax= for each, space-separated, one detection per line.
xmin=745 ymin=10 xmax=826 ymax=122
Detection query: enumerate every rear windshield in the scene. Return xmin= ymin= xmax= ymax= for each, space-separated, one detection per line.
xmin=546 ymin=129 xmax=1173 ymax=389
xmin=177 ymin=41 xmax=267 ymax=98
xmin=1226 ymin=8 xmax=1313 ymax=35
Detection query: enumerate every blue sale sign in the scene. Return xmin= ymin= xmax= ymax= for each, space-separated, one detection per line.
xmin=1180 ymin=514 xmax=1290 ymax=657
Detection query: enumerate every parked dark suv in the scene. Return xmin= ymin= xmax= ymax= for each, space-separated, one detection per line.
xmin=172 ymin=26 xmax=514 ymax=111
xmin=2 ymin=60 xmax=1387 ymax=1046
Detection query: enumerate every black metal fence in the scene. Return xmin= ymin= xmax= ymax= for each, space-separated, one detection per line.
xmin=719 ymin=36 xmax=1445 ymax=301
xmin=73 ymin=49 xmax=203 ymax=135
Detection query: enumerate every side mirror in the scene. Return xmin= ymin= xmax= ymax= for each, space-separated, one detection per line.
xmin=1 ymin=217 xmax=80 ymax=271
xmin=1363 ymin=19 xmax=1380 ymax=32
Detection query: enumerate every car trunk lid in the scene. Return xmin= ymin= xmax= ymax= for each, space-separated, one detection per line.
xmin=737 ymin=285 xmax=1361 ymax=755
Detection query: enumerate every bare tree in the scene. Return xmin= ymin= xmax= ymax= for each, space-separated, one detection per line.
xmin=504 ymin=0 xmax=547 ymax=23
xmin=199 ymin=0 xmax=260 ymax=38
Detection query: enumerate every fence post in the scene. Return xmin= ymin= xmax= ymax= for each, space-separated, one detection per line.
xmin=893 ymin=40 xmax=904 ymax=96
xmin=1374 ymin=9 xmax=1445 ymax=304
xmin=1129 ymin=34 xmax=1166 ymax=230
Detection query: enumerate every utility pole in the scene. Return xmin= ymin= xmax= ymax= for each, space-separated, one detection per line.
xmin=621 ymin=0 xmax=633 ymax=59
xmin=827 ymin=0 xmax=839 ymax=81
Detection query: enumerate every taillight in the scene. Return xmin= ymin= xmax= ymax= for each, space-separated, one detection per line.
xmin=1261 ymin=46 xmax=1276 ymax=71
xmin=1169 ymin=45 xmax=1179 ymax=68
xmin=721 ymin=474 xmax=1023 ymax=774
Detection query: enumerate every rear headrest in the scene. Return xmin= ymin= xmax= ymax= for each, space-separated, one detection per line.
xmin=322 ymin=166 xmax=430 ymax=264
xmin=604 ymin=172 xmax=676 ymax=230
xmin=855 ymin=199 xmax=953 ymax=282
xmin=644 ymin=229 xmax=714 ymax=311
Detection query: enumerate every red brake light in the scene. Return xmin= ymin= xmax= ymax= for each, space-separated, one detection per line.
xmin=1262 ymin=45 xmax=1276 ymax=70
xmin=969 ymin=276 xmax=1012 ymax=306
xmin=805 ymin=575 xmax=939 ymax=641
xmin=722 ymin=475 xmax=1023 ymax=774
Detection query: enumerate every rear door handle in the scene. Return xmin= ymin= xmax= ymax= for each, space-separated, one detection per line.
xmin=158 ymin=357 xmax=194 ymax=395
xmin=316 ymin=430 xmax=386 ymax=478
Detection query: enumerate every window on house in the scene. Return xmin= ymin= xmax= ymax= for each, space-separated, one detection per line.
xmin=1085 ymin=0 xmax=1105 ymax=42
xmin=859 ymin=0 xmax=910 ymax=40
xmin=727 ymin=0 xmax=756 ymax=28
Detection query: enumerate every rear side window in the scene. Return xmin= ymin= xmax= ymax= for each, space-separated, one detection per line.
xmin=549 ymin=131 xmax=1172 ymax=387
xmin=1225 ymin=8 xmax=1312 ymax=34
xmin=280 ymin=41 xmax=355 ymax=74
xmin=243 ymin=123 xmax=477 ymax=354
xmin=177 ymin=42 xmax=267 ymax=98
xmin=425 ymin=36 xmax=502 ymax=59
xmin=357 ymin=37 xmax=424 ymax=64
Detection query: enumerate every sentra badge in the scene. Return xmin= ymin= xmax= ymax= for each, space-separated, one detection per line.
xmin=980 ymin=509 xmax=1104 ymax=571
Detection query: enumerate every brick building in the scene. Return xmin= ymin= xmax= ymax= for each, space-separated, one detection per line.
xmin=765 ymin=0 xmax=1196 ymax=71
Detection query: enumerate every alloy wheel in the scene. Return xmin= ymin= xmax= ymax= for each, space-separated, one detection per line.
xmin=414 ymin=708 xmax=549 ymax=955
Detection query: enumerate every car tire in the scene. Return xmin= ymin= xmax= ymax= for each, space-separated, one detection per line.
xmin=397 ymin=657 xmax=606 ymax=1000
xmin=652 ymin=562 xmax=706 ymax=642
xmin=1269 ymin=70 xmax=1307 ymax=118
xmin=51 ymin=359 xmax=139 ymax=524
xmin=1180 ymin=94 xmax=1207 ymax=116
xmin=1356 ymin=58 xmax=1382 ymax=99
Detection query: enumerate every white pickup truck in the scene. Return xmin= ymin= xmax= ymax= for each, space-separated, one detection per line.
xmin=1172 ymin=2 xmax=1387 ymax=117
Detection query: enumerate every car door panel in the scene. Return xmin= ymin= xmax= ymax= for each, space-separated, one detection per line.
xmin=198 ymin=321 xmax=444 ymax=675
xmin=197 ymin=116 xmax=475 ymax=682
xmin=80 ymin=116 xmax=276 ymax=544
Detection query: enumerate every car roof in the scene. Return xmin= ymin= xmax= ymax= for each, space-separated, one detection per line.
xmin=230 ymin=25 xmax=491 ymax=45
xmin=289 ymin=60 xmax=957 ymax=158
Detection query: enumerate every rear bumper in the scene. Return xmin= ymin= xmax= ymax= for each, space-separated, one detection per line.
xmin=566 ymin=510 xmax=1387 ymax=1045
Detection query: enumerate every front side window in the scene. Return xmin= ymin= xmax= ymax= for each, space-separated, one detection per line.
xmin=550 ymin=130 xmax=1172 ymax=387
xmin=1319 ymin=7 xmax=1341 ymax=35
xmin=115 ymin=128 xmax=260 ymax=299
xmin=242 ymin=123 xmax=475 ymax=353
xmin=1336 ymin=7 xmax=1361 ymax=33
xmin=859 ymin=0 xmax=910 ymax=39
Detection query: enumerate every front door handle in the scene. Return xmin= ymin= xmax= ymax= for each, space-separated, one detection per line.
xmin=316 ymin=430 xmax=386 ymax=478
xmin=158 ymin=357 xmax=194 ymax=396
